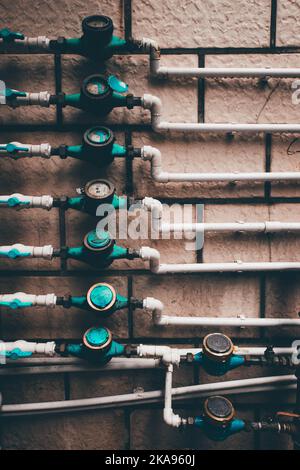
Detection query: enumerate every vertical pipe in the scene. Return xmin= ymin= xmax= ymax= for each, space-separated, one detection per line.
xmin=294 ymin=367 xmax=300 ymax=450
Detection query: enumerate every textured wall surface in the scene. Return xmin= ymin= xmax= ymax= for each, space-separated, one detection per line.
xmin=0 ymin=0 xmax=299 ymax=450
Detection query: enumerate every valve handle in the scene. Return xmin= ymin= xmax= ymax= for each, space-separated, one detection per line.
xmin=4 ymin=88 xmax=27 ymax=102
xmin=0 ymin=348 xmax=32 ymax=359
xmin=0 ymin=28 xmax=24 ymax=42
xmin=108 ymin=75 xmax=128 ymax=93
xmin=0 ymin=143 xmax=29 ymax=154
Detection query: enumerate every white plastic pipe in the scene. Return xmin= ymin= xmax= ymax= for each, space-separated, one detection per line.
xmin=161 ymin=221 xmax=300 ymax=233
xmin=6 ymin=92 xmax=51 ymax=108
xmin=149 ymin=46 xmax=300 ymax=79
xmin=0 ymin=292 xmax=57 ymax=308
xmin=0 ymin=358 xmax=161 ymax=376
xmin=0 ymin=36 xmax=50 ymax=53
xmin=142 ymin=94 xmax=300 ymax=134
xmin=139 ymin=246 xmax=300 ymax=274
xmin=141 ymin=145 xmax=300 ymax=183
xmin=163 ymin=364 xmax=185 ymax=427
xmin=156 ymin=315 xmax=300 ymax=327
xmin=1 ymin=374 xmax=296 ymax=417
xmin=0 ymin=193 xmax=53 ymax=209
xmin=0 ymin=142 xmax=51 ymax=158
xmin=137 ymin=344 xmax=297 ymax=361
xmin=0 ymin=340 xmax=56 ymax=355
xmin=143 ymin=296 xmax=300 ymax=328
xmin=0 ymin=244 xmax=54 ymax=259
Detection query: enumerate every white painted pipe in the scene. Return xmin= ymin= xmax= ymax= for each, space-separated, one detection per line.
xmin=0 ymin=292 xmax=57 ymax=308
xmin=0 ymin=245 xmax=54 ymax=260
xmin=156 ymin=315 xmax=300 ymax=327
xmin=143 ymin=296 xmax=300 ymax=328
xmin=1 ymin=374 xmax=296 ymax=417
xmin=161 ymin=222 xmax=300 ymax=234
xmin=0 ymin=36 xmax=50 ymax=53
xmin=141 ymin=146 xmax=300 ymax=183
xmin=137 ymin=344 xmax=297 ymax=360
xmin=0 ymin=142 xmax=51 ymax=158
xmin=0 ymin=193 xmax=53 ymax=209
xmin=0 ymin=358 xmax=161 ymax=376
xmin=163 ymin=364 xmax=185 ymax=427
xmin=149 ymin=46 xmax=300 ymax=79
xmin=7 ymin=92 xmax=51 ymax=108
xmin=139 ymin=246 xmax=300 ymax=274
xmin=0 ymin=340 xmax=56 ymax=356
xmin=142 ymin=94 xmax=300 ymax=134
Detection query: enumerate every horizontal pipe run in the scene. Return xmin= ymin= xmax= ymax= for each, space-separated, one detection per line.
xmin=141 ymin=146 xmax=300 ymax=183
xmin=156 ymin=315 xmax=300 ymax=327
xmin=142 ymin=94 xmax=300 ymax=134
xmin=156 ymin=261 xmax=300 ymax=273
xmin=158 ymin=172 xmax=300 ymax=182
xmin=160 ymin=222 xmax=300 ymax=234
xmin=155 ymin=66 xmax=300 ymax=79
xmin=1 ymin=375 xmax=296 ymax=417
xmin=0 ymin=358 xmax=161 ymax=376
xmin=158 ymin=122 xmax=300 ymax=133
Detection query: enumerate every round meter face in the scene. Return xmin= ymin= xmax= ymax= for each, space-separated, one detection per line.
xmin=85 ymin=180 xmax=114 ymax=202
xmin=85 ymin=77 xmax=108 ymax=96
xmin=87 ymin=127 xmax=111 ymax=145
xmin=87 ymin=17 xmax=109 ymax=29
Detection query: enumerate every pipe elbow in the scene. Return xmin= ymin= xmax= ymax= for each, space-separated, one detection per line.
xmin=139 ymin=246 xmax=161 ymax=273
xmin=163 ymin=408 xmax=182 ymax=428
xmin=140 ymin=37 xmax=159 ymax=52
xmin=143 ymin=297 xmax=164 ymax=323
xmin=142 ymin=94 xmax=162 ymax=132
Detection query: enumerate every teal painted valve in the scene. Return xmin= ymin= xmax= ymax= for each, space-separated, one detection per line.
xmin=65 ymin=179 xmax=128 ymax=216
xmin=193 ymin=333 xmax=245 ymax=376
xmin=56 ymin=326 xmax=125 ymax=364
xmin=57 ymin=281 xmax=129 ymax=317
xmin=2 ymin=74 xmax=142 ymax=117
xmin=0 ymin=126 xmax=141 ymax=167
xmin=0 ymin=15 xmax=138 ymax=61
xmin=193 ymin=396 xmax=245 ymax=441
xmin=58 ymin=229 xmax=139 ymax=268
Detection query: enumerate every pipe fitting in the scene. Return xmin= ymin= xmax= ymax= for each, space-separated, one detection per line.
xmin=139 ymin=246 xmax=161 ymax=273
xmin=143 ymin=297 xmax=164 ymax=324
xmin=0 ymin=244 xmax=53 ymax=259
xmin=0 ymin=292 xmax=57 ymax=309
xmin=141 ymin=146 xmax=169 ymax=182
xmin=142 ymin=94 xmax=163 ymax=132
xmin=137 ymin=345 xmax=181 ymax=366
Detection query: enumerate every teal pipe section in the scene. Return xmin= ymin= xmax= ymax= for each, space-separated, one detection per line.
xmin=194 ymin=417 xmax=246 ymax=441
xmin=0 ymin=195 xmax=31 ymax=207
xmin=0 ymin=247 xmax=31 ymax=258
xmin=66 ymin=340 xmax=125 ymax=363
xmin=0 ymin=348 xmax=32 ymax=360
xmin=194 ymin=352 xmax=245 ymax=376
xmin=0 ymin=299 xmax=33 ymax=309
xmin=67 ymin=244 xmax=129 ymax=266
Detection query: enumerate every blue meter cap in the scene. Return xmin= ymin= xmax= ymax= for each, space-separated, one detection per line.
xmin=86 ymin=229 xmax=111 ymax=249
xmin=87 ymin=283 xmax=116 ymax=311
xmin=84 ymin=326 xmax=112 ymax=350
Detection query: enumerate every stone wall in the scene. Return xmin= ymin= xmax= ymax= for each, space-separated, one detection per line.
xmin=0 ymin=0 xmax=299 ymax=450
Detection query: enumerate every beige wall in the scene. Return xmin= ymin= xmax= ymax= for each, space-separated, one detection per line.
xmin=0 ymin=0 xmax=299 ymax=450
